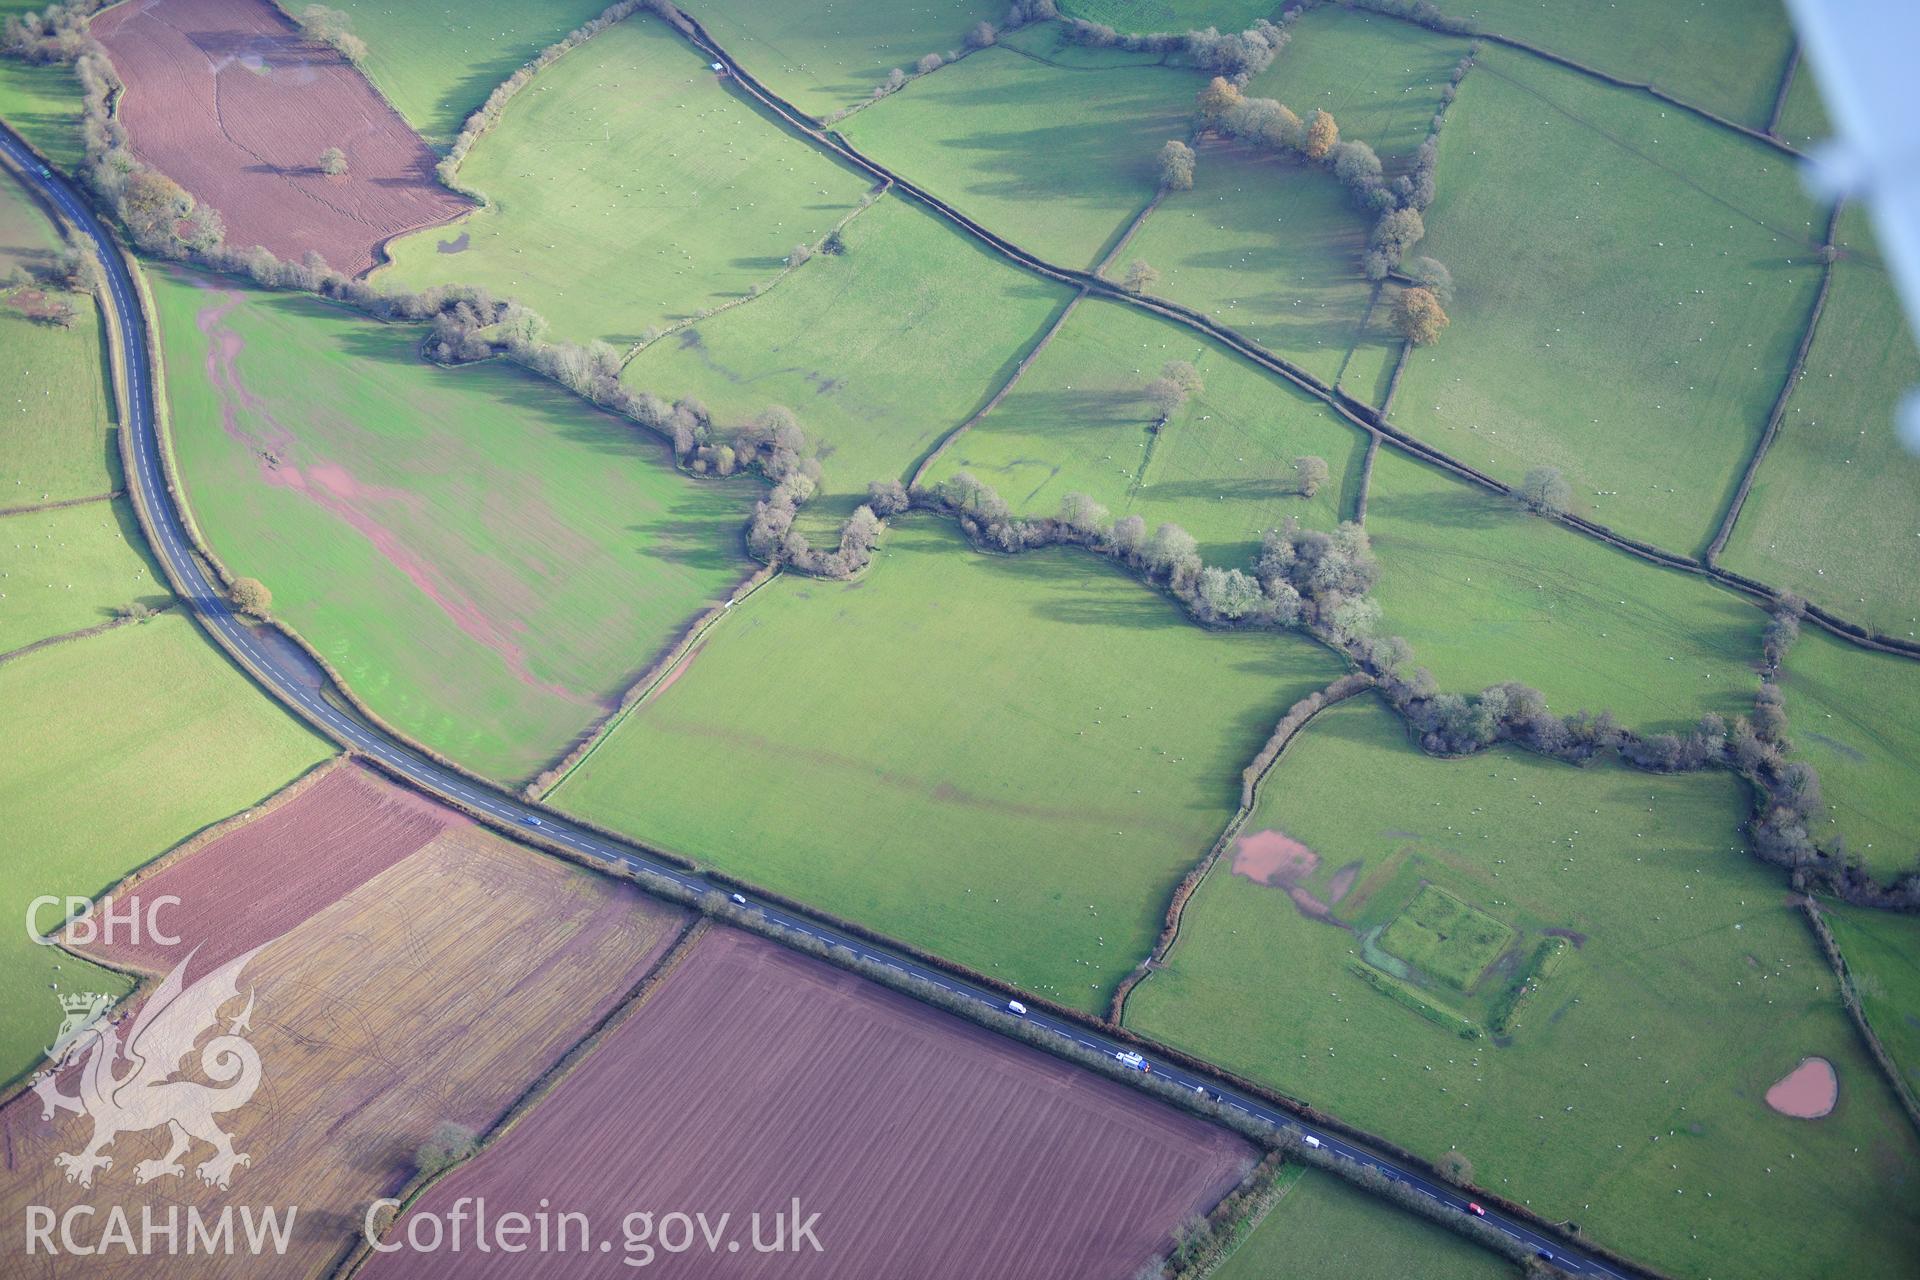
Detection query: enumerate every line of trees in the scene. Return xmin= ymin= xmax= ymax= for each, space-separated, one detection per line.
xmin=1184 ymin=36 xmax=1476 ymax=341
xmin=1343 ymin=0 xmax=1476 ymax=36
xmin=1196 ymin=74 xmax=1449 ymax=283
xmin=0 ymin=0 xmax=106 ymax=61
xmin=1352 ymin=593 xmax=1919 ymax=907
xmin=1062 ymin=11 xmax=1297 ymax=82
xmin=915 ymin=475 xmax=1382 ymax=632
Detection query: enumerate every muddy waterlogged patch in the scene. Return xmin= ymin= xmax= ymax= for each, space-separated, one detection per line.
xmin=1765 ymin=1056 xmax=1838 ymax=1118
xmin=1231 ymin=829 xmax=1318 ymax=886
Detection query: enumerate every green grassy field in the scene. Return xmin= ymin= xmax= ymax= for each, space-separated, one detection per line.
xmin=295 ymin=0 xmax=612 ymax=143
xmin=680 ymin=0 xmax=998 ymax=119
xmin=1721 ymin=211 xmax=1920 ymax=637
xmin=842 ymin=45 xmax=1197 ymax=269
xmin=0 ymin=158 xmax=61 ymax=276
xmin=0 ymin=49 xmax=84 ymax=170
xmin=1247 ymin=4 xmax=1472 ymax=157
xmin=1058 ymin=0 xmax=1275 ymax=33
xmin=1825 ymin=904 xmax=1920 ymax=1101
xmin=379 ymin=11 xmax=870 ymax=347
xmin=1365 ymin=448 xmax=1763 ymax=733
xmin=1126 ymin=694 xmax=1920 ymax=1280
xmin=928 ymin=296 xmax=1368 ymax=566
xmin=1212 ymin=1166 xmax=1513 ymax=1280
xmin=552 ymin=519 xmax=1345 ymax=1010
xmin=0 ymin=500 xmax=164 ymax=652
xmin=1116 ymin=138 xmax=1376 ymax=385
xmin=1778 ymin=628 xmax=1920 ymax=882
xmin=0 ymin=294 xmax=118 ymax=505
xmin=1393 ymin=46 xmax=1826 ymax=556
xmin=153 ymin=267 xmax=758 ymax=783
xmin=622 ymin=195 xmax=1074 ymax=529
xmin=0 ymin=612 xmax=330 ymax=1085
xmin=1436 ymin=0 xmax=1796 ymax=128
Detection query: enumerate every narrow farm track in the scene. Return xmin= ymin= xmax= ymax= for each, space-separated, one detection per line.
xmin=0 ymin=122 xmax=1650 ymax=1280
xmin=658 ymin=3 xmax=1920 ymax=666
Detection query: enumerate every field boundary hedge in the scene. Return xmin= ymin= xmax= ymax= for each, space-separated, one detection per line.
xmin=0 ymin=598 xmax=175 ymax=666
xmin=1800 ymin=898 xmax=1920 ymax=1140
xmin=1351 ymin=434 xmax=1379 ymax=523
xmin=1704 ymin=198 xmax=1843 ymax=566
xmin=1332 ymin=281 xmax=1383 ymax=393
xmin=0 ymin=488 xmax=120 ymax=517
xmin=1094 ymin=185 xmax=1166 ymax=276
xmin=1375 ymin=338 xmax=1411 ymax=418
xmin=1109 ymin=672 xmax=1375 ymax=1022
xmin=1766 ymin=41 xmax=1802 ymax=139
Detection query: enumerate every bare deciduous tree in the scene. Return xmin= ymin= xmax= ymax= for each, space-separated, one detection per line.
xmin=1517 ymin=466 xmax=1571 ymax=516
xmin=1122 ymin=259 xmax=1160 ymax=293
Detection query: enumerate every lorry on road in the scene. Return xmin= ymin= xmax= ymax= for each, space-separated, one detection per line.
xmin=1114 ymin=1050 xmax=1149 ymax=1072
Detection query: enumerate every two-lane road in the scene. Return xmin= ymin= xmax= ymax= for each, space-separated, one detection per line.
xmin=0 ymin=126 xmax=1629 ymax=1280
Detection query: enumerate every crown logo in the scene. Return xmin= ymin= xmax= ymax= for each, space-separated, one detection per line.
xmin=45 ymin=991 xmax=112 ymax=1060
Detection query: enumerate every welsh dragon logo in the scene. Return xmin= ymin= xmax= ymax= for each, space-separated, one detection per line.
xmin=31 ymin=946 xmax=266 ymax=1190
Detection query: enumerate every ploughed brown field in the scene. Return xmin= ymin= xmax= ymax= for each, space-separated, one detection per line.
xmin=93 ymin=0 xmax=468 ymax=275
xmin=2 ymin=768 xmax=687 ymax=1279
xmin=365 ymin=929 xmax=1254 ymax=1280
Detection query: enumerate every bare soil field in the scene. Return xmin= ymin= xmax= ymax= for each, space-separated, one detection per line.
xmin=365 ymin=928 xmax=1253 ymax=1279
xmin=93 ymin=0 xmax=468 ymax=275
xmin=2 ymin=822 xmax=687 ymax=1278
xmin=88 ymin=760 xmax=459 ymax=974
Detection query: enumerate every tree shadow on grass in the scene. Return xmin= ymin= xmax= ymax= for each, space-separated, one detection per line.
xmin=622 ymin=501 xmax=754 ymax=577
xmin=322 ymin=322 xmax=677 ymax=462
xmin=1371 ymin=480 xmax=1516 ymax=532
xmin=993 ymin=385 xmax=1149 ymax=431
xmin=862 ymin=62 xmax=1184 ymax=204
xmin=1136 ymin=476 xmax=1302 ymax=505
